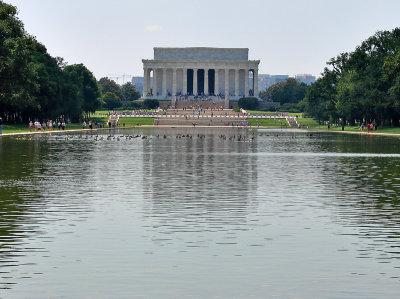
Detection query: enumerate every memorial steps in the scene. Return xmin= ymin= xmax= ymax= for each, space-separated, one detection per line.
xmin=155 ymin=117 xmax=247 ymax=127
xmin=155 ymin=108 xmax=248 ymax=127
xmin=174 ymin=100 xmax=226 ymax=110
xmin=165 ymin=108 xmax=238 ymax=117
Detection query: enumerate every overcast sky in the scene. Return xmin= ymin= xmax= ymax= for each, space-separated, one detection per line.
xmin=6 ymin=0 xmax=400 ymax=80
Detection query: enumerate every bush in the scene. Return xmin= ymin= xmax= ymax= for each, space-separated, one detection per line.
xmin=143 ymin=99 xmax=159 ymax=109
xmin=123 ymin=101 xmax=142 ymax=109
xmin=233 ymin=107 xmax=240 ymax=112
xmin=278 ymin=103 xmax=301 ymax=113
xmin=238 ymin=97 xmax=259 ymax=110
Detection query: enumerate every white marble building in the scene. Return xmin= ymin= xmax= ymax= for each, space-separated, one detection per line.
xmin=142 ymin=47 xmax=260 ymax=106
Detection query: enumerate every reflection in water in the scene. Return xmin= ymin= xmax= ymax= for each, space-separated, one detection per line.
xmin=0 ymin=129 xmax=400 ymax=297
xmin=141 ymin=129 xmax=258 ymax=249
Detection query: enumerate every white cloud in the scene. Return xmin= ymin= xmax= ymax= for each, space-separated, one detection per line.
xmin=144 ymin=25 xmax=162 ymax=32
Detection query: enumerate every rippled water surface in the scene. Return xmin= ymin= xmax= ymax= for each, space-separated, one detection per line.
xmin=1 ymin=128 xmax=400 ymax=298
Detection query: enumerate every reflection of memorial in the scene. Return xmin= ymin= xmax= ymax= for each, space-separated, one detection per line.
xmin=141 ymin=128 xmax=258 ymax=230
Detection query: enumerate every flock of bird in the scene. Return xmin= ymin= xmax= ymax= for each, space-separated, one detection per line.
xmin=14 ymin=132 xmax=315 ymax=142
xmin=45 ymin=133 xmax=258 ymax=142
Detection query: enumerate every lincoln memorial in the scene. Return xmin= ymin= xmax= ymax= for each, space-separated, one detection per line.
xmin=142 ymin=47 xmax=260 ymax=107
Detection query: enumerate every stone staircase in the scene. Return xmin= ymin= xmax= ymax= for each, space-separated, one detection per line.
xmin=164 ymin=109 xmax=239 ymax=117
xmin=286 ymin=116 xmax=298 ymax=127
xmin=175 ymin=100 xmax=227 ymax=110
xmin=154 ymin=108 xmax=247 ymax=126
xmin=156 ymin=117 xmax=247 ymax=127
xmin=108 ymin=114 xmax=119 ymax=125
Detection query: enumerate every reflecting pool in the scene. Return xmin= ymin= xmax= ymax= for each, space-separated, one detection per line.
xmin=1 ymin=128 xmax=400 ymax=298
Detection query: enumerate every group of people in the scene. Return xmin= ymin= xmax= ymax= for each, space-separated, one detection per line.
xmin=360 ymin=123 xmax=378 ymax=133
xmin=29 ymin=120 xmax=66 ymax=132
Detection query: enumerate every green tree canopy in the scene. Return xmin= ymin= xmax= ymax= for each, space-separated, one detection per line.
xmin=0 ymin=1 xmax=100 ymax=123
xmin=98 ymin=77 xmax=122 ymax=99
xmin=102 ymin=92 xmax=121 ymax=110
xmin=260 ymin=78 xmax=308 ymax=105
xmin=121 ymin=82 xmax=141 ymax=102
xmin=303 ymin=28 xmax=400 ymax=127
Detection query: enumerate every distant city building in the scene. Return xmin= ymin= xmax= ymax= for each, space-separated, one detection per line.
xmin=132 ymin=76 xmax=152 ymax=94
xmin=258 ymin=74 xmax=289 ymax=91
xmin=131 ymin=77 xmax=143 ymax=93
xmin=258 ymin=74 xmax=316 ymax=91
xmin=295 ymin=74 xmax=316 ymax=85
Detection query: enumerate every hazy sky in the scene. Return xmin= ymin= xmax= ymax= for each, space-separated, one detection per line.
xmin=6 ymin=0 xmax=400 ymax=80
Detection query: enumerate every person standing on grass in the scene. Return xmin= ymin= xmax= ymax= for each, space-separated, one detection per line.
xmin=29 ymin=121 xmax=33 ymax=132
xmin=83 ymin=120 xmax=87 ymax=129
xmin=61 ymin=121 xmax=66 ymax=130
xmin=0 ymin=117 xmax=3 ymax=135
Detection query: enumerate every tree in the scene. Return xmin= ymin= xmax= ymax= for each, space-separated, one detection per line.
xmin=61 ymin=64 xmax=101 ymax=121
xmin=260 ymin=78 xmax=308 ymax=105
xmin=0 ymin=1 xmax=100 ymax=123
xmin=29 ymin=39 xmax=63 ymax=121
xmin=303 ymin=28 xmax=400 ymax=127
xmin=0 ymin=2 xmax=39 ymax=123
xmin=302 ymin=68 xmax=337 ymax=123
xmin=98 ymin=77 xmax=122 ymax=99
xmin=121 ymin=82 xmax=140 ymax=102
xmin=102 ymin=92 xmax=121 ymax=110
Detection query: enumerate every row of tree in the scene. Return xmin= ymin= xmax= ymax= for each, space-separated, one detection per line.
xmin=0 ymin=1 xmax=142 ymax=123
xmin=0 ymin=1 xmax=103 ymax=123
xmin=260 ymin=78 xmax=308 ymax=105
xmin=302 ymin=28 xmax=400 ymax=126
xmin=97 ymin=78 xmax=140 ymax=110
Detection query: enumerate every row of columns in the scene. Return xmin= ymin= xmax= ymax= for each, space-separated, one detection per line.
xmin=143 ymin=68 xmax=258 ymax=98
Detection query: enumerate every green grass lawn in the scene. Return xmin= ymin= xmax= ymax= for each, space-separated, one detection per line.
xmin=2 ymin=123 xmax=85 ymax=134
xmin=296 ymin=118 xmax=319 ymax=126
xmin=118 ymin=117 xmax=155 ymax=126
xmin=246 ymin=110 xmax=303 ymax=116
xmin=247 ymin=110 xmax=278 ymax=114
xmin=248 ymin=118 xmax=288 ymax=127
xmin=94 ymin=109 xmax=156 ymax=115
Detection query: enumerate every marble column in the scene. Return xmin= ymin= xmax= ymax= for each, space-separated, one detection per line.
xmin=224 ymin=69 xmax=230 ymax=108
xmin=224 ymin=69 xmax=229 ymax=98
xmin=162 ymin=68 xmax=167 ymax=97
xmin=172 ymin=68 xmax=177 ymax=97
xmin=215 ymin=69 xmax=219 ymax=95
xmin=193 ymin=68 xmax=198 ymax=95
xmin=204 ymin=68 xmax=209 ymax=95
xmin=143 ymin=68 xmax=149 ymax=97
xmin=244 ymin=69 xmax=249 ymax=97
xmin=148 ymin=69 xmax=151 ymax=95
xmin=235 ymin=69 xmax=239 ymax=96
xmin=254 ymin=69 xmax=259 ymax=97
xmin=183 ymin=68 xmax=187 ymax=95
xmin=153 ymin=69 xmax=158 ymax=96
xmin=172 ymin=68 xmax=177 ymax=106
